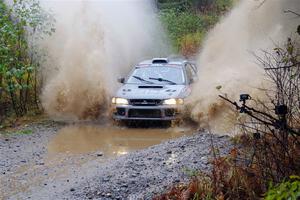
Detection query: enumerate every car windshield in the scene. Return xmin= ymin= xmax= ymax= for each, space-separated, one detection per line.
xmin=127 ymin=66 xmax=185 ymax=85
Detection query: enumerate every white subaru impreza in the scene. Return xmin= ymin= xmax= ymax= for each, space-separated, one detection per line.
xmin=111 ymin=57 xmax=197 ymax=122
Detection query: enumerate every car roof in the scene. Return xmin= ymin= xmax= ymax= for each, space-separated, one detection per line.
xmin=137 ymin=57 xmax=192 ymax=68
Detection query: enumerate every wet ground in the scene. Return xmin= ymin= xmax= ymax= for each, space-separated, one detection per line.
xmin=1 ymin=121 xmax=208 ymax=199
xmin=48 ymin=124 xmax=195 ymax=156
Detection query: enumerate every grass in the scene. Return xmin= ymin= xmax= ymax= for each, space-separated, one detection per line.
xmin=0 ymin=111 xmax=49 ymax=133
xmin=1 ymin=129 xmax=34 ymax=135
xmin=15 ymin=129 xmax=33 ymax=135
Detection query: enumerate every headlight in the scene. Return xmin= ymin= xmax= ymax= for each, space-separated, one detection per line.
xmin=112 ymin=97 xmax=129 ymax=105
xmin=163 ymin=98 xmax=184 ymax=105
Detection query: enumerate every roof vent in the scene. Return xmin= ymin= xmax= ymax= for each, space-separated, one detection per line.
xmin=152 ymin=58 xmax=168 ymax=64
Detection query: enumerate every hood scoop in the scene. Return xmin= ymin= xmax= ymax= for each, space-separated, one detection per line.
xmin=138 ymin=85 xmax=163 ymax=89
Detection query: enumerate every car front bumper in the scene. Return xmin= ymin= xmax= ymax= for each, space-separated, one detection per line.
xmin=112 ymin=104 xmax=182 ymax=121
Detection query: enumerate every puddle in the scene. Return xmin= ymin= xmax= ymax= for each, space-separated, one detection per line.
xmin=48 ymin=125 xmax=195 ymax=157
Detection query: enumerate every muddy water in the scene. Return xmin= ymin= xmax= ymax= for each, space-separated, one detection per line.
xmin=1 ymin=124 xmax=196 ymax=199
xmin=48 ymin=125 xmax=195 ymax=157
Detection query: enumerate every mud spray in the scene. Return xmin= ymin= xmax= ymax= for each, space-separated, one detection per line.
xmin=187 ymin=0 xmax=300 ymax=134
xmin=40 ymin=1 xmax=170 ymax=120
xmin=39 ymin=0 xmax=300 ymax=131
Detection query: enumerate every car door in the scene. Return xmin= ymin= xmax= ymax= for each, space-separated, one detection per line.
xmin=185 ymin=63 xmax=197 ymax=85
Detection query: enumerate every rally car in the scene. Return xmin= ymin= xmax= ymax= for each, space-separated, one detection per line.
xmin=111 ymin=57 xmax=197 ymax=122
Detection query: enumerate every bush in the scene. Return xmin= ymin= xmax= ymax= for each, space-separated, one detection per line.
xmin=157 ymin=0 xmax=234 ymax=14
xmin=265 ymin=176 xmax=300 ymax=200
xmin=180 ymin=31 xmax=204 ymax=57
xmin=0 ymin=0 xmax=54 ymax=119
xmin=159 ymin=0 xmax=233 ymax=56
xmin=159 ymin=9 xmax=205 ymax=51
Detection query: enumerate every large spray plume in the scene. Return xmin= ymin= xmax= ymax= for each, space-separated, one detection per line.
xmin=188 ymin=0 xmax=300 ymax=133
xmin=40 ymin=1 xmax=170 ymax=120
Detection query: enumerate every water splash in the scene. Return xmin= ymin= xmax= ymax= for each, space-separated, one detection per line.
xmin=188 ymin=0 xmax=300 ymax=133
xmin=40 ymin=1 xmax=170 ymax=120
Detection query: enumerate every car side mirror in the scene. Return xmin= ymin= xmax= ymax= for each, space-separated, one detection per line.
xmin=118 ymin=77 xmax=125 ymax=84
xmin=189 ymin=77 xmax=197 ymax=84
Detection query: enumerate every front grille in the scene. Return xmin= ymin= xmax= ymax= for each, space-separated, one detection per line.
xmin=128 ymin=109 xmax=161 ymax=118
xmin=130 ymin=99 xmax=162 ymax=106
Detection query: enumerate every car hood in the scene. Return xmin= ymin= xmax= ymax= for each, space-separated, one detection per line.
xmin=115 ymin=84 xmax=190 ymax=99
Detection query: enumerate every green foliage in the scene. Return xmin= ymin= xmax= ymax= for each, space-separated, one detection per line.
xmin=158 ymin=0 xmax=234 ymax=13
xmin=180 ymin=31 xmax=205 ymax=56
xmin=1 ymin=128 xmax=33 ymax=135
xmin=159 ymin=0 xmax=233 ymax=56
xmin=159 ymin=8 xmax=215 ymax=53
xmin=0 ymin=0 xmax=55 ymax=119
xmin=265 ymin=176 xmax=300 ymax=200
xmin=16 ymin=129 xmax=33 ymax=135
xmin=214 ymin=0 xmax=234 ymax=12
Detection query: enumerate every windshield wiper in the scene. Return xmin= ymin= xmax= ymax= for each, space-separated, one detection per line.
xmin=149 ymin=77 xmax=176 ymax=85
xmin=132 ymin=76 xmax=154 ymax=84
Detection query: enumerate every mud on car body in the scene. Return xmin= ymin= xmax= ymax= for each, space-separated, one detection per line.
xmin=111 ymin=57 xmax=197 ymax=122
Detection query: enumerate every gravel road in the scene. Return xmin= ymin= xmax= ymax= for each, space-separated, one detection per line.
xmin=0 ymin=121 xmax=233 ymax=200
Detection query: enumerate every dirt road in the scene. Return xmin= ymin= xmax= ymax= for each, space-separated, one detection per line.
xmin=0 ymin=121 xmax=232 ymax=200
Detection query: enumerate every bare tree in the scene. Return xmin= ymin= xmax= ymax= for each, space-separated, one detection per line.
xmin=219 ymin=39 xmax=300 ymax=185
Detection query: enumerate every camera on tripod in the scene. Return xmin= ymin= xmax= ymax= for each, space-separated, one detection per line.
xmin=240 ymin=94 xmax=251 ymax=102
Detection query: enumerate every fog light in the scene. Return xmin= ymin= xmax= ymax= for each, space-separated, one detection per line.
xmin=116 ymin=108 xmax=126 ymax=116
